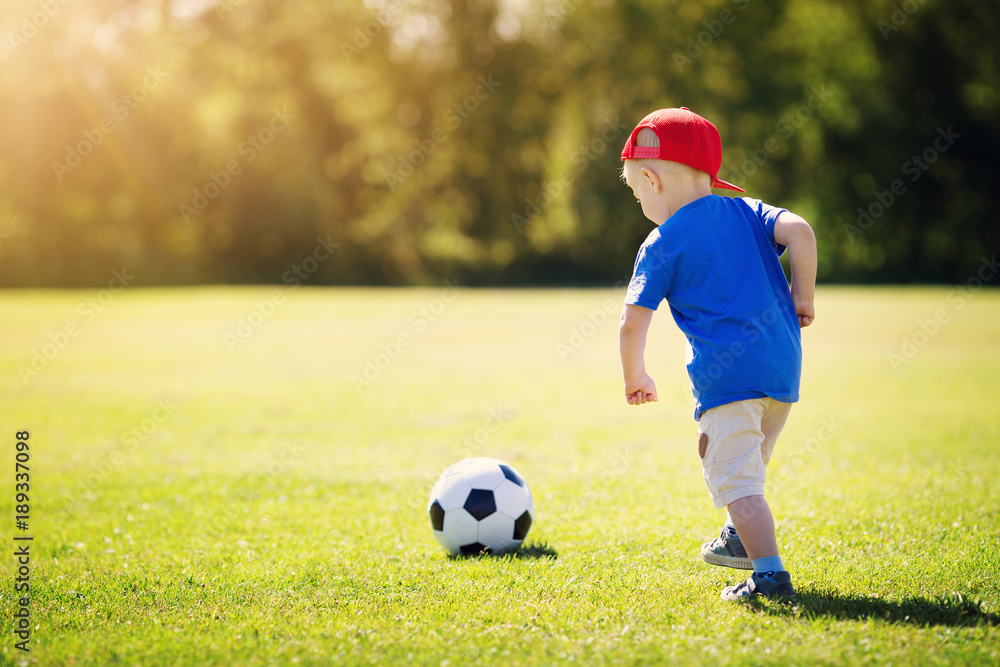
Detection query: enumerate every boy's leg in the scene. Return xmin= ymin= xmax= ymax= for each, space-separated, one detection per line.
xmin=723 ymin=491 xmax=795 ymax=600
xmin=728 ymin=399 xmax=792 ymax=560
xmin=720 ymin=399 xmax=795 ymax=600
xmin=698 ymin=399 xmax=768 ymax=569
xmin=697 ymin=398 xmax=795 ymax=599
xmin=728 ymin=494 xmax=777 ymax=560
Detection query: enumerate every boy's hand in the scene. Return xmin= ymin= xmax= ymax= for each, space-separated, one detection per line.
xmin=624 ymin=373 xmax=658 ymax=405
xmin=795 ymin=299 xmax=815 ymax=328
xmin=619 ymin=304 xmax=657 ymax=405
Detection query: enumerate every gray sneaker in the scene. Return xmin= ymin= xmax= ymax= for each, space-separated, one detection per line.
xmin=721 ymin=570 xmax=795 ymax=601
xmin=700 ymin=526 xmax=752 ymax=570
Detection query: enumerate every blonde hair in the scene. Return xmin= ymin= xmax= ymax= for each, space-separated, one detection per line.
xmin=621 ymin=127 xmax=712 ymax=190
xmin=621 ymin=128 xmax=660 ymax=188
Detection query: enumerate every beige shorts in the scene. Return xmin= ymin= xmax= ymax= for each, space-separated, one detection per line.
xmin=697 ymin=398 xmax=792 ymax=509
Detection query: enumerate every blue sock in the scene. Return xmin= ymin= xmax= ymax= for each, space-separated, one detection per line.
xmin=752 ymin=555 xmax=785 ymax=574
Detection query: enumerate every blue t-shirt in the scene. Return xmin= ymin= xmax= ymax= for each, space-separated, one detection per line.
xmin=625 ymin=195 xmax=801 ymax=420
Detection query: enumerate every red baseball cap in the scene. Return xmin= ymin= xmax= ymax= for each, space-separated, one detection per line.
xmin=620 ymin=107 xmax=744 ymax=193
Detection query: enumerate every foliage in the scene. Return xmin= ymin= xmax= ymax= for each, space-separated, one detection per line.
xmin=0 ymin=0 xmax=997 ymax=286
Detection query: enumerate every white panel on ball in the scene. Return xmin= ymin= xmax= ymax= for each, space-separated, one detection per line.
xmin=459 ymin=458 xmax=508 ymax=490
xmin=427 ymin=457 xmax=534 ymax=556
xmin=441 ymin=508 xmax=479 ymax=549
xmin=476 ymin=512 xmax=517 ymax=553
xmin=492 ymin=479 xmax=533 ymax=520
xmin=432 ymin=477 xmax=472 ymax=512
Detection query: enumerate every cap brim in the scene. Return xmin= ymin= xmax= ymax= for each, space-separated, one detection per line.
xmin=712 ymin=177 xmax=745 ymax=193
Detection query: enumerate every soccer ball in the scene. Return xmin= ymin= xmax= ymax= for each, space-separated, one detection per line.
xmin=427 ymin=457 xmax=534 ymax=556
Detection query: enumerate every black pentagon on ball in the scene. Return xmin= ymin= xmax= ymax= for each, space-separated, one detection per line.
xmin=513 ymin=510 xmax=533 ymax=540
xmin=498 ymin=464 xmax=525 ymax=487
xmin=463 ymin=489 xmax=496 ymax=521
xmin=429 ymin=500 xmax=445 ymax=531
xmin=459 ymin=542 xmax=489 ymax=556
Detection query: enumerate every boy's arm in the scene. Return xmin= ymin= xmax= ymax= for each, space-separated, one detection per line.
xmin=774 ymin=211 xmax=818 ymax=328
xmin=619 ymin=304 xmax=658 ymax=405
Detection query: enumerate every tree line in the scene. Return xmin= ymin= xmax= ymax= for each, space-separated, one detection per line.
xmin=0 ymin=0 xmax=996 ymax=287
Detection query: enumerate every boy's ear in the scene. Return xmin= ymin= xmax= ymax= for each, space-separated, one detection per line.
xmin=640 ymin=166 xmax=662 ymax=193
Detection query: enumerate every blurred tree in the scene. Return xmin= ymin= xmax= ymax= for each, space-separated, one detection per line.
xmin=0 ymin=0 xmax=996 ymax=286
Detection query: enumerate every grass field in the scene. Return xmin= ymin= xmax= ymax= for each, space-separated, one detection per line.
xmin=0 ymin=285 xmax=998 ymax=666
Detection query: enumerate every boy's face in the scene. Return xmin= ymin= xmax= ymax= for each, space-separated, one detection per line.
xmin=625 ymin=159 xmax=714 ymax=225
xmin=626 ymin=167 xmax=664 ymax=226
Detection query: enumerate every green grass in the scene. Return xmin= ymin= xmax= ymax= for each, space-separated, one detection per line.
xmin=0 ymin=285 xmax=998 ymax=666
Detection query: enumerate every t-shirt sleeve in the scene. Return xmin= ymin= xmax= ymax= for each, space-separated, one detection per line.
xmin=624 ymin=243 xmax=669 ymax=310
xmin=744 ymin=197 xmax=788 ymax=257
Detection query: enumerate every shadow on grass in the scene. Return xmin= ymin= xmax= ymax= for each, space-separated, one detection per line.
xmin=447 ymin=541 xmax=558 ymax=561
xmin=514 ymin=542 xmax=559 ymax=560
xmin=748 ymin=589 xmax=999 ymax=628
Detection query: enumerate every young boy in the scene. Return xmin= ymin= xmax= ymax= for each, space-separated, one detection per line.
xmin=617 ymin=108 xmax=817 ymax=601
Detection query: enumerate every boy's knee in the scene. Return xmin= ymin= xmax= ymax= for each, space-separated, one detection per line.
xmin=729 ymin=494 xmax=766 ymax=522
